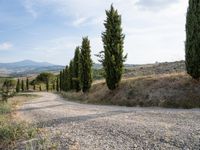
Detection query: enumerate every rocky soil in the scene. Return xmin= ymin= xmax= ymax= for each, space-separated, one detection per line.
xmin=17 ymin=92 xmax=200 ymax=150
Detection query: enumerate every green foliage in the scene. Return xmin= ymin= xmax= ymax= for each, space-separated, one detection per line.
xmin=36 ymin=72 xmax=55 ymax=84
xmin=26 ymin=78 xmax=29 ymax=91
xmin=99 ymin=5 xmax=127 ymax=90
xmin=73 ymin=47 xmax=81 ymax=92
xmin=80 ymin=37 xmax=93 ymax=93
xmin=46 ymin=79 xmax=49 ymax=92
xmin=185 ymin=0 xmax=200 ymax=80
xmin=52 ymin=81 xmax=55 ymax=91
xmin=63 ymin=66 xmax=70 ymax=91
xmin=16 ymin=79 xmax=20 ymax=93
xmin=33 ymin=84 xmax=36 ymax=91
xmin=92 ymin=69 xmax=105 ymax=80
xmin=59 ymin=71 xmax=63 ymax=91
xmin=56 ymin=77 xmax=59 ymax=92
xmin=39 ymin=85 xmax=42 ymax=91
xmin=21 ymin=80 xmax=24 ymax=92
xmin=1 ymin=79 xmax=16 ymax=102
xmin=69 ymin=60 xmax=74 ymax=90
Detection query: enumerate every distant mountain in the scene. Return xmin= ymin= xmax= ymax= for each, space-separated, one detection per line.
xmin=0 ymin=60 xmax=55 ymax=68
xmin=0 ymin=60 xmax=64 ymax=77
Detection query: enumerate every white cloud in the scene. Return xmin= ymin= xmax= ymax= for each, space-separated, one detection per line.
xmin=0 ymin=42 xmax=13 ymax=50
xmin=22 ymin=0 xmax=38 ymax=18
xmin=136 ymin=0 xmax=179 ymax=10
xmin=20 ymin=0 xmax=188 ymax=64
xmin=72 ymin=17 xmax=88 ymax=27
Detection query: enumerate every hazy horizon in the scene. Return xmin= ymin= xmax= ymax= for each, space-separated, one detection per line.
xmin=0 ymin=0 xmax=188 ymax=65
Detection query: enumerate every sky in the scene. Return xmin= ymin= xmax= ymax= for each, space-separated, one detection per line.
xmin=0 ymin=0 xmax=188 ymax=65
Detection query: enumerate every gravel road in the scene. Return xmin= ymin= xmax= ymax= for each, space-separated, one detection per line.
xmin=18 ymin=92 xmax=200 ymax=150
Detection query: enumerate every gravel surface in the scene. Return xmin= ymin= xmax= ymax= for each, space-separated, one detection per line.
xmin=18 ymin=92 xmax=200 ymax=150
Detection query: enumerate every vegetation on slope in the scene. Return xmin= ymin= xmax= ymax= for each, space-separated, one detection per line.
xmin=0 ymin=94 xmax=38 ymax=149
xmin=61 ymin=73 xmax=200 ymax=109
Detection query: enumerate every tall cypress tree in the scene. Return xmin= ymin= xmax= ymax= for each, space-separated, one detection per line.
xmin=52 ymin=81 xmax=55 ymax=91
xmin=21 ymin=80 xmax=24 ymax=92
xmin=59 ymin=71 xmax=63 ymax=91
xmin=80 ymin=37 xmax=92 ymax=93
xmin=46 ymin=79 xmax=49 ymax=92
xmin=98 ymin=5 xmax=126 ymax=90
xmin=73 ymin=47 xmax=81 ymax=92
xmin=69 ymin=60 xmax=74 ymax=90
xmin=16 ymin=79 xmax=20 ymax=93
xmin=26 ymin=78 xmax=29 ymax=91
xmin=185 ymin=0 xmax=200 ymax=80
xmin=56 ymin=77 xmax=59 ymax=92
xmin=65 ymin=66 xmax=71 ymax=91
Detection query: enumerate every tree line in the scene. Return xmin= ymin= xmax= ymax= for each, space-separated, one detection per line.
xmin=59 ymin=5 xmax=127 ymax=93
xmin=59 ymin=1 xmax=200 ymax=94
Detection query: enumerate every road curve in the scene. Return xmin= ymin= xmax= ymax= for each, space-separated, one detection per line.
xmin=18 ymin=92 xmax=200 ymax=150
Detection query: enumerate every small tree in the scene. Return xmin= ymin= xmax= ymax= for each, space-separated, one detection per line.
xmin=21 ymin=80 xmax=25 ymax=92
xmin=1 ymin=79 xmax=16 ymax=102
xmin=26 ymin=78 xmax=29 ymax=91
xmin=52 ymin=81 xmax=55 ymax=91
xmin=98 ymin=5 xmax=127 ymax=90
xmin=46 ymin=79 xmax=49 ymax=92
xmin=73 ymin=47 xmax=81 ymax=92
xmin=33 ymin=84 xmax=36 ymax=91
xmin=16 ymin=79 xmax=20 ymax=93
xmin=80 ymin=37 xmax=93 ymax=93
xmin=39 ymin=85 xmax=42 ymax=91
xmin=185 ymin=0 xmax=200 ymax=80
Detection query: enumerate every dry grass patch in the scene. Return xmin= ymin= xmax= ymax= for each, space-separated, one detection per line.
xmin=62 ymin=72 xmax=200 ymax=109
xmin=0 ymin=94 xmax=39 ymax=149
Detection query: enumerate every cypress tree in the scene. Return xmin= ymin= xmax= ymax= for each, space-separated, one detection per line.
xmin=65 ymin=66 xmax=71 ymax=91
xmin=26 ymin=78 xmax=29 ymax=91
xmin=98 ymin=5 xmax=127 ymax=90
xmin=52 ymin=81 xmax=55 ymax=91
xmin=21 ymin=80 xmax=24 ymax=92
xmin=80 ymin=37 xmax=92 ymax=93
xmin=39 ymin=85 xmax=42 ymax=91
xmin=16 ymin=79 xmax=20 ymax=93
xmin=59 ymin=71 xmax=63 ymax=91
xmin=56 ymin=77 xmax=59 ymax=92
xmin=185 ymin=0 xmax=200 ymax=80
xmin=69 ymin=60 xmax=74 ymax=90
xmin=46 ymin=79 xmax=49 ymax=92
xmin=73 ymin=47 xmax=81 ymax=92
xmin=33 ymin=84 xmax=36 ymax=91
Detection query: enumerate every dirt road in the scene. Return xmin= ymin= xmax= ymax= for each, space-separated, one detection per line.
xmin=18 ymin=92 xmax=200 ymax=150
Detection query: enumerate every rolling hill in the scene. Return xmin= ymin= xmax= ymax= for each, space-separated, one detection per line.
xmin=0 ymin=60 xmax=64 ymax=77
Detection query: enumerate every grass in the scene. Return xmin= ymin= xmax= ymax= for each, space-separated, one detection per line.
xmin=61 ymin=72 xmax=200 ymax=109
xmin=0 ymin=94 xmax=39 ymax=149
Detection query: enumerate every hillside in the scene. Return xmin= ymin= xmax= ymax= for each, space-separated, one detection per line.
xmin=0 ymin=60 xmax=64 ymax=77
xmin=62 ymin=72 xmax=200 ymax=109
xmin=61 ymin=60 xmax=200 ymax=109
